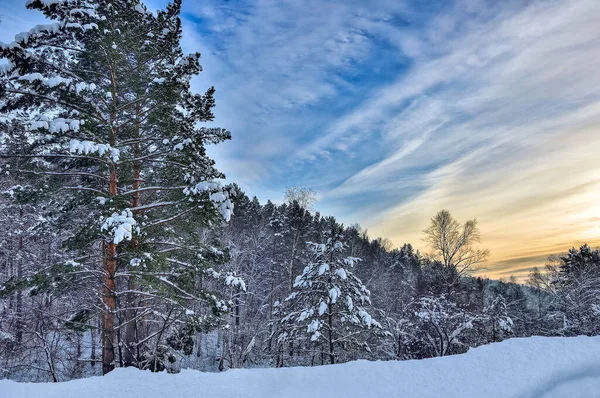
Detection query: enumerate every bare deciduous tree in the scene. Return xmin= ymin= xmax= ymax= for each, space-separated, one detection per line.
xmin=284 ymin=187 xmax=317 ymax=210
xmin=423 ymin=210 xmax=490 ymax=276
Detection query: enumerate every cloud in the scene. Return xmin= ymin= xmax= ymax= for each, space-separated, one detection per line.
xmin=0 ymin=3 xmax=47 ymax=43
xmin=2 ymin=0 xmax=599 ymax=280
xmin=168 ymin=0 xmax=412 ymax=193
xmin=301 ymin=0 xmax=600 ymax=280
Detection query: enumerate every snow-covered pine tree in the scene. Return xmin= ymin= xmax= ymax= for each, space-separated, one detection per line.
xmin=277 ymin=218 xmax=383 ymax=365
xmin=0 ymin=0 xmax=237 ymax=375
xmin=483 ymin=294 xmax=513 ymax=342
xmin=553 ymin=245 xmax=600 ymax=335
xmin=412 ymin=295 xmax=477 ymax=357
xmin=262 ymin=200 xmax=290 ymax=366
xmin=282 ymin=200 xmax=313 ymax=292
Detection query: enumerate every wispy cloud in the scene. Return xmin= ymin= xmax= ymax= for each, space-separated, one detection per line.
xmin=2 ymin=0 xmax=599 ymax=279
xmin=308 ymin=0 xmax=600 ymax=279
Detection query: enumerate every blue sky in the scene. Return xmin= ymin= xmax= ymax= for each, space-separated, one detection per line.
xmin=2 ymin=0 xmax=600 ymax=279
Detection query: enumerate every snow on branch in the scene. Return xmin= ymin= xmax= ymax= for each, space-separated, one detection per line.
xmin=30 ymin=116 xmax=85 ymax=133
xmin=69 ymin=139 xmax=120 ymax=162
xmin=183 ymin=180 xmax=234 ymax=222
xmin=101 ymin=209 xmax=137 ymax=244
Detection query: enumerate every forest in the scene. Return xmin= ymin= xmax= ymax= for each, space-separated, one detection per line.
xmin=0 ymin=0 xmax=599 ymax=385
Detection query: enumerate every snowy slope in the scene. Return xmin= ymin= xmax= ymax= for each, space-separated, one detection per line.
xmin=2 ymin=336 xmax=600 ymax=398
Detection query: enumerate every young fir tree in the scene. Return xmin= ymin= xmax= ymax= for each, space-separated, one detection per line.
xmin=0 ymin=0 xmax=237 ymax=375
xmin=483 ymin=294 xmax=513 ymax=342
xmin=277 ymin=219 xmax=383 ymax=365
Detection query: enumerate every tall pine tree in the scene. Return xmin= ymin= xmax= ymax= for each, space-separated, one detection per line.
xmin=0 ymin=0 xmax=236 ymax=374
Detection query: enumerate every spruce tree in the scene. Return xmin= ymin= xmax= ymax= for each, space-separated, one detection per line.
xmin=484 ymin=295 xmax=513 ymax=342
xmin=277 ymin=219 xmax=383 ymax=365
xmin=0 ymin=0 xmax=236 ymax=374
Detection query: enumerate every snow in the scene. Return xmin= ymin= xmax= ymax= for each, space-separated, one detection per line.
xmin=182 ymin=180 xmax=234 ymax=222
xmin=345 ymin=295 xmax=354 ymax=310
xmin=356 ymin=309 xmax=381 ymax=328
xmin=307 ymin=319 xmax=320 ymax=340
xmin=13 ymin=23 xmax=61 ymax=45
xmin=19 ymin=73 xmax=72 ymax=88
xmin=343 ymin=257 xmax=361 ymax=267
xmin=298 ymin=309 xmax=314 ymax=322
xmin=317 ymin=263 xmax=329 ymax=275
xmin=130 ymin=258 xmax=142 ymax=267
xmin=217 ymin=199 xmax=234 ymax=222
xmin=328 ymin=286 xmax=340 ymax=304
xmin=0 ymin=60 xmax=14 ymax=75
xmin=499 ymin=317 xmax=514 ymax=332
xmin=101 ymin=209 xmax=136 ymax=244
xmin=69 ymin=139 xmax=120 ymax=161
xmin=0 ymin=330 xmax=15 ymax=342
xmin=318 ymin=300 xmax=328 ymax=315
xmin=224 ymin=274 xmax=247 ymax=292
xmin=173 ymin=138 xmax=192 ymax=151
xmin=31 ymin=117 xmax=84 ymax=133
xmin=75 ymin=82 xmax=96 ymax=94
xmin=82 ymin=24 xmax=99 ymax=31
xmin=18 ymin=73 xmax=44 ymax=82
xmin=2 ymin=336 xmax=600 ymax=397
xmin=26 ymin=0 xmax=64 ymax=6
xmin=335 ymin=268 xmax=347 ymax=280
xmin=65 ymin=22 xmax=83 ymax=29
xmin=209 ymin=192 xmax=226 ymax=203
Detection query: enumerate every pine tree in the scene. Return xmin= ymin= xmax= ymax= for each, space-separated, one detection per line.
xmin=483 ymin=295 xmax=513 ymax=342
xmin=283 ymin=201 xmax=313 ymax=292
xmin=0 ymin=0 xmax=235 ymax=375
xmin=554 ymin=245 xmax=600 ymax=335
xmin=412 ymin=295 xmax=477 ymax=357
xmin=277 ymin=219 xmax=383 ymax=365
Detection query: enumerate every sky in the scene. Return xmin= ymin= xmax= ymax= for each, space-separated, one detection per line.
xmin=1 ymin=0 xmax=600 ymax=280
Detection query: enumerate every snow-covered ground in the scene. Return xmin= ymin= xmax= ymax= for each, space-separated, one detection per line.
xmin=2 ymin=336 xmax=600 ymax=398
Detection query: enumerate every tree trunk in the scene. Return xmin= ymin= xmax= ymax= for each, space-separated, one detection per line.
xmin=328 ymin=250 xmax=335 ymax=365
xmin=288 ymin=230 xmax=299 ymax=292
xmin=328 ymin=302 xmax=334 ymax=364
xmin=74 ymin=334 xmax=84 ymax=379
xmin=102 ymin=66 xmax=121 ymax=375
xmin=196 ymin=333 xmax=202 ymax=358
xmin=91 ymin=320 xmax=96 ymax=368
xmin=123 ymin=102 xmax=142 ymax=368
xmin=234 ymin=288 xmax=240 ymax=327
xmin=102 ymin=163 xmax=118 ymax=375
xmin=102 ymin=240 xmax=117 ymax=375
xmin=15 ymin=223 xmax=23 ymax=343
xmin=122 ymin=288 xmax=137 ymax=367
xmin=267 ymin=280 xmax=274 ymax=355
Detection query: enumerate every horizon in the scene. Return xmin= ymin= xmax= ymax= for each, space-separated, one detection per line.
xmin=1 ymin=0 xmax=599 ymax=281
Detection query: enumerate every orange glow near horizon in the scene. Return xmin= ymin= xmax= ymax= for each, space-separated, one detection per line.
xmin=366 ymin=125 xmax=600 ymax=282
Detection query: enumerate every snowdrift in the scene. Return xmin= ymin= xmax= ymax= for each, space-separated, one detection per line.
xmin=2 ymin=336 xmax=600 ymax=397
